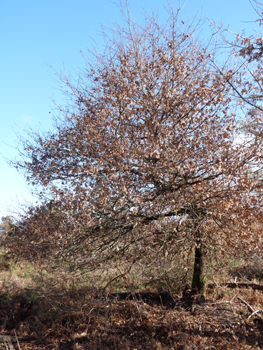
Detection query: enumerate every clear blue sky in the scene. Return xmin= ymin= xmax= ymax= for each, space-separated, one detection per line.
xmin=0 ymin=0 xmax=260 ymax=218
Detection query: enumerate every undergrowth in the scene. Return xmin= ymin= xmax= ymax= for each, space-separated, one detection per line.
xmin=0 ymin=252 xmax=263 ymax=349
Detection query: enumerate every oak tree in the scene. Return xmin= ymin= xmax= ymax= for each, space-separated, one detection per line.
xmin=13 ymin=8 xmax=263 ymax=293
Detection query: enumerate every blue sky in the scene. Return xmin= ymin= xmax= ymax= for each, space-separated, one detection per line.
xmin=0 ymin=0 xmax=260 ymax=218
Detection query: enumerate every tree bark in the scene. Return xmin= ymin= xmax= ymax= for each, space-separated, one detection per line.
xmin=192 ymin=228 xmax=204 ymax=293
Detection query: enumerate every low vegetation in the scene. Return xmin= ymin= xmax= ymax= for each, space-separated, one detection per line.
xmin=0 ymin=252 xmax=263 ymax=349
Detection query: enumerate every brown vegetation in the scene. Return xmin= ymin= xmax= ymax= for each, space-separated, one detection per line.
xmin=0 ymin=256 xmax=263 ymax=349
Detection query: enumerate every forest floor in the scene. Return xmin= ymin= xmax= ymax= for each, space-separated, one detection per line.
xmin=1 ymin=260 xmax=263 ymax=349
xmin=1 ymin=282 xmax=263 ymax=349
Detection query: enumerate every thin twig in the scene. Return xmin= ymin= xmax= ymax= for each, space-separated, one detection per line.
xmin=14 ymin=331 xmax=21 ymax=350
xmin=236 ymin=296 xmax=263 ymax=321
xmin=248 ymin=309 xmax=263 ymax=320
xmin=237 ymin=296 xmax=254 ymax=313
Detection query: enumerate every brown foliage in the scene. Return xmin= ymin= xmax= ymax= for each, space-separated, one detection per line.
xmin=9 ymin=5 xmax=263 ymax=288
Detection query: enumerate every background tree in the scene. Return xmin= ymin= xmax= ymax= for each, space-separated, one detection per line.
xmin=209 ymin=0 xmax=263 ymax=127
xmin=2 ymin=201 xmax=74 ymax=263
xmin=209 ymin=0 xmax=263 ymax=215
xmin=0 ymin=215 xmax=20 ymax=237
xmin=12 ymin=7 xmax=263 ymax=293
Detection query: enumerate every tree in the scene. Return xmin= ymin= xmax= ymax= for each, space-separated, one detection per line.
xmin=0 ymin=216 xmax=18 ymax=237
xmin=209 ymin=0 xmax=263 ymax=210
xmin=209 ymin=0 xmax=263 ymax=125
xmin=13 ymin=6 xmax=263 ymax=293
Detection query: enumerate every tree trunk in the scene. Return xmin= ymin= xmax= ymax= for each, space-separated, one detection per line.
xmin=191 ymin=228 xmax=204 ymax=293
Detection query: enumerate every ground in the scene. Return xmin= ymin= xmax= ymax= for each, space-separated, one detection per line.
xmin=0 ymin=284 xmax=263 ymax=349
